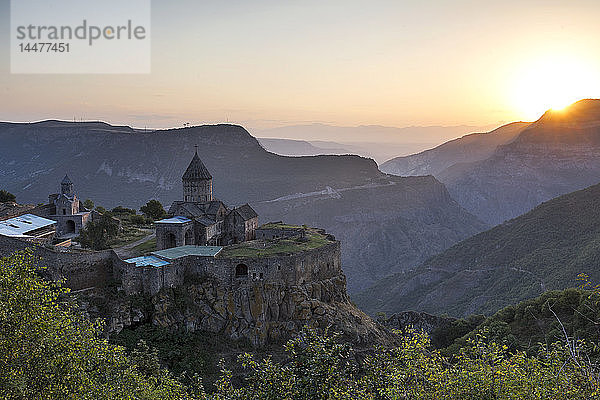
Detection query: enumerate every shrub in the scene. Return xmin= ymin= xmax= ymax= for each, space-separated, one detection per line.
xmin=0 ymin=189 xmax=16 ymax=203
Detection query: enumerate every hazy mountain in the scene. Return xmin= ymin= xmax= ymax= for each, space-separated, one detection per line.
xmin=258 ymin=137 xmax=439 ymax=164
xmin=355 ymin=182 xmax=600 ymax=317
xmin=381 ymin=99 xmax=600 ymax=225
xmin=439 ymin=99 xmax=600 ymax=224
xmin=257 ymin=138 xmax=350 ymax=157
xmin=255 ymin=124 xmax=491 ymax=163
xmin=0 ymin=120 xmax=487 ymax=292
xmin=380 ymin=122 xmax=530 ymax=176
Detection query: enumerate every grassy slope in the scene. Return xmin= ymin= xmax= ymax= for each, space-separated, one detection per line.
xmin=220 ymin=227 xmax=332 ymax=258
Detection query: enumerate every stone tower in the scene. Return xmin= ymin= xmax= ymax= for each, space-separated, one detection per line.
xmin=182 ymin=148 xmax=213 ymax=202
xmin=61 ymin=174 xmax=74 ymax=196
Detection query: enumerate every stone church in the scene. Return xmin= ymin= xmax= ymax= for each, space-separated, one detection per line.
xmin=155 ymin=150 xmax=258 ymax=250
xmin=47 ymin=175 xmax=92 ymax=237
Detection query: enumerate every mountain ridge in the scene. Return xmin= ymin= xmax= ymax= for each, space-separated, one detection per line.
xmin=0 ymin=120 xmax=486 ymax=293
xmin=382 ymin=99 xmax=600 ymax=225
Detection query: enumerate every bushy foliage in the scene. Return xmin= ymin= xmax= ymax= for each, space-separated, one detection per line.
xmin=78 ymin=213 xmax=120 ymax=250
xmin=0 ymin=251 xmax=201 ymax=399
xmin=82 ymin=198 xmax=94 ymax=210
xmin=112 ymin=205 xmax=138 ymax=215
xmin=0 ymin=189 xmax=16 ymax=203
xmin=130 ymin=214 xmax=153 ymax=225
xmin=211 ymin=327 xmax=600 ymax=400
xmin=430 ymin=314 xmax=485 ymax=349
xmin=442 ymin=288 xmax=600 ymax=358
xmin=140 ymin=199 xmax=167 ymax=220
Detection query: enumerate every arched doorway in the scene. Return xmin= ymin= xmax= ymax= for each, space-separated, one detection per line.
xmin=65 ymin=220 xmax=76 ymax=234
xmin=165 ymin=232 xmax=177 ymax=249
xmin=185 ymin=230 xmax=194 ymax=245
xmin=235 ymin=263 xmax=248 ymax=278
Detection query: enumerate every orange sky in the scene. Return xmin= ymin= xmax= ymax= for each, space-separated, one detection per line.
xmin=1 ymin=0 xmax=600 ymax=135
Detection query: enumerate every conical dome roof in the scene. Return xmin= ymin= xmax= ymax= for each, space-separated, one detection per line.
xmin=182 ymin=151 xmax=212 ymax=181
xmin=61 ymin=174 xmax=73 ymax=184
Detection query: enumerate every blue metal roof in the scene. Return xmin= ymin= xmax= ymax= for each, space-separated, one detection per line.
xmin=152 ymin=245 xmax=223 ymax=260
xmin=124 ymin=255 xmax=171 ymax=268
xmin=0 ymin=214 xmax=57 ymax=237
xmin=155 ymin=216 xmax=192 ymax=224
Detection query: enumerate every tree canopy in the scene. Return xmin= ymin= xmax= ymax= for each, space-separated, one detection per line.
xmin=0 ymin=189 xmax=16 ymax=203
xmin=77 ymin=213 xmax=120 ymax=250
xmin=140 ymin=199 xmax=167 ymax=221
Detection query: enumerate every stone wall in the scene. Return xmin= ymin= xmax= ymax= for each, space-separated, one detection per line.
xmin=2 ymin=232 xmax=393 ymax=347
xmin=117 ymin=257 xmax=186 ymax=296
xmin=110 ymin=240 xmax=367 ymax=346
xmin=255 ymin=226 xmax=305 ymax=240
xmin=119 ymin=240 xmax=342 ymax=310
xmin=0 ymin=235 xmax=116 ymax=290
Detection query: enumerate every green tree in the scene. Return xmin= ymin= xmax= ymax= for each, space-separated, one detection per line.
xmin=0 ymin=189 xmax=16 ymax=203
xmin=212 ymin=326 xmax=600 ymax=399
xmin=0 ymin=250 xmax=202 ymax=399
xmin=141 ymin=199 xmax=167 ymax=221
xmin=112 ymin=205 xmax=137 ymax=215
xmin=83 ymin=198 xmax=94 ymax=210
xmin=78 ymin=213 xmax=120 ymax=250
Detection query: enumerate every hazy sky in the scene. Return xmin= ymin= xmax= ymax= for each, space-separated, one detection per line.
xmin=1 ymin=0 xmax=600 ymax=134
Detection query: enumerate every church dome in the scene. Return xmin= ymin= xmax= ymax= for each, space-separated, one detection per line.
xmin=182 ymin=151 xmax=212 ymax=181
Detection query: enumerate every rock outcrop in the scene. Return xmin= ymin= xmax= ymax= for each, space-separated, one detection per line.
xmin=80 ymin=271 xmax=395 ymax=347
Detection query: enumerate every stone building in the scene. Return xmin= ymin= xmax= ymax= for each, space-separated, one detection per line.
xmin=155 ymin=150 xmax=258 ymax=250
xmin=47 ymin=175 xmax=91 ymax=237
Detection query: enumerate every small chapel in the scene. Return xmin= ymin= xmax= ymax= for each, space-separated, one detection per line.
xmin=155 ymin=149 xmax=258 ymax=250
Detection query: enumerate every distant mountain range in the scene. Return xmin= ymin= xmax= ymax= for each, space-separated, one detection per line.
xmin=255 ymin=123 xmax=491 ymax=163
xmin=257 ymin=138 xmax=351 ymax=157
xmin=0 ymin=120 xmax=486 ymax=293
xmin=355 ymin=181 xmax=600 ymax=317
xmin=380 ymin=122 xmax=530 ymax=177
xmin=258 ymin=137 xmax=444 ymax=164
xmin=382 ymin=99 xmax=600 ymax=225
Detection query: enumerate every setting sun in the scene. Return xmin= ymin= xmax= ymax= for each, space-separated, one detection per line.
xmin=511 ymin=54 xmax=600 ymax=121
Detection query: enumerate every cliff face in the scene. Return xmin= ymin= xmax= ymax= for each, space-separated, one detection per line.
xmin=82 ymin=267 xmax=394 ymax=347
xmin=73 ymin=238 xmax=396 ymax=347
xmin=383 ymin=100 xmax=600 ymax=225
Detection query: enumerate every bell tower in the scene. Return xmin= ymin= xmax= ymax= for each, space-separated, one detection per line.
xmin=61 ymin=174 xmax=74 ymax=196
xmin=182 ymin=146 xmax=213 ymax=202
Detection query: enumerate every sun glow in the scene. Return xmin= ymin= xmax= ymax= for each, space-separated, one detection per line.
xmin=511 ymin=54 xmax=600 ymax=121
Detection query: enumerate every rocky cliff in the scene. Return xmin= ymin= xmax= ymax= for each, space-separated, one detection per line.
xmin=440 ymin=100 xmax=600 ymax=224
xmin=81 ymin=267 xmax=395 ymax=347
